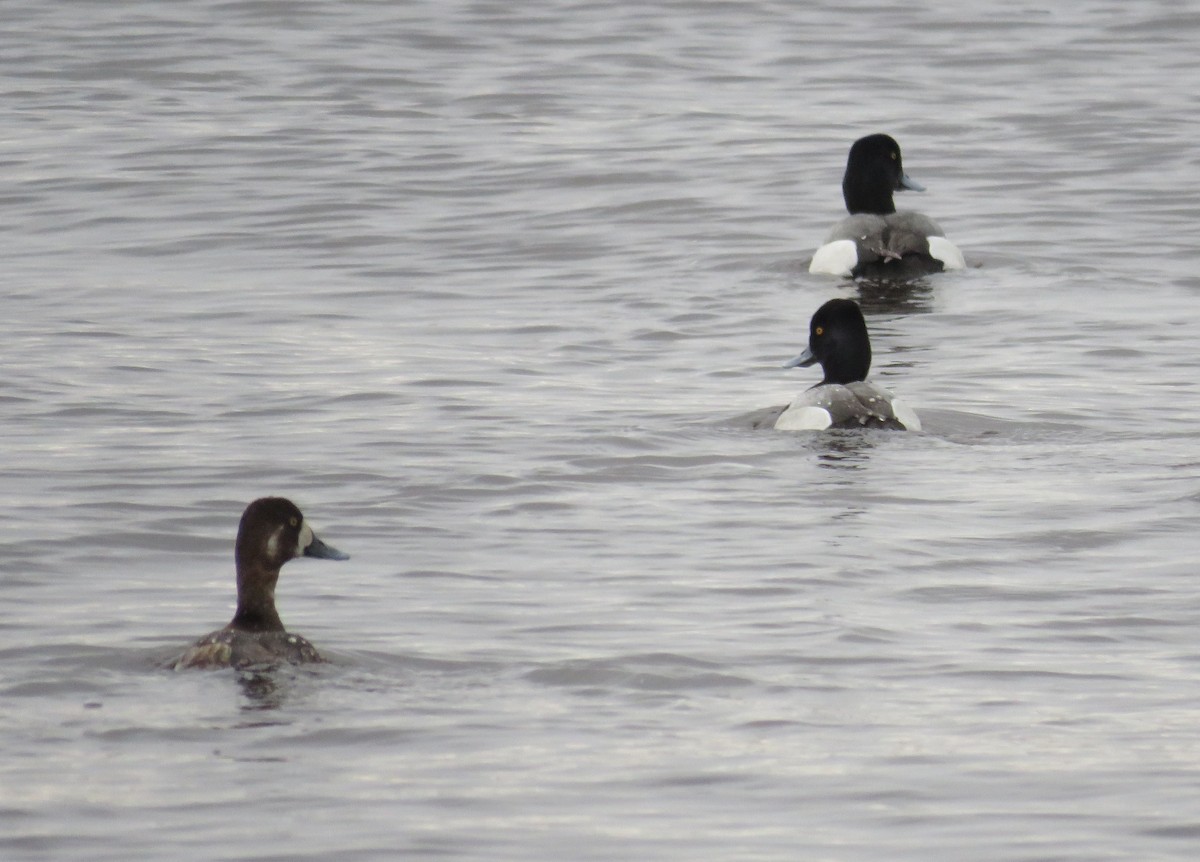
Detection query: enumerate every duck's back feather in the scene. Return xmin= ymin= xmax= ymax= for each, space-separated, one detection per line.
xmin=170 ymin=628 xmax=323 ymax=670
xmin=775 ymin=381 xmax=920 ymax=432
xmin=812 ymin=211 xmax=962 ymax=278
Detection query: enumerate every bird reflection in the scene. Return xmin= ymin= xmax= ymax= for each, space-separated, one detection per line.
xmin=234 ymin=666 xmax=325 ymax=712
xmin=236 ymin=670 xmax=287 ymax=710
xmin=852 ymin=275 xmax=934 ymax=315
xmin=809 ymin=428 xmax=878 ymax=470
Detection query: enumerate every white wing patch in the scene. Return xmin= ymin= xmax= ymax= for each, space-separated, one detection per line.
xmin=809 ymin=239 xmax=858 ymax=276
xmin=774 ymin=404 xmax=833 ymax=431
xmin=890 ymin=397 xmax=922 ymax=431
xmin=927 ymin=236 xmax=965 ymax=270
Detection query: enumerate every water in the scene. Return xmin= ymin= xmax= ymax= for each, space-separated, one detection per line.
xmin=3 ymin=1 xmax=1200 ymax=859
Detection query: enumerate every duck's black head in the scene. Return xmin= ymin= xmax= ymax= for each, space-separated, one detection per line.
xmin=841 ymin=133 xmax=925 ymax=216
xmin=784 ymin=298 xmax=873 ymax=385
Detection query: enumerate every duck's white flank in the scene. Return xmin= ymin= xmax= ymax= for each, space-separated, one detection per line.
xmin=809 ymin=239 xmax=858 ymax=276
xmin=927 ymin=236 xmax=965 ymax=270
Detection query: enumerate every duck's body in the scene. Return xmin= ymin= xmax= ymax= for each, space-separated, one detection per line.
xmin=775 ymin=379 xmax=919 ymax=431
xmin=172 ymin=628 xmax=322 ymax=670
xmin=809 ymin=134 xmax=964 ymax=279
xmin=774 ymin=298 xmax=920 ymax=432
xmin=169 ymin=497 xmax=349 ymax=671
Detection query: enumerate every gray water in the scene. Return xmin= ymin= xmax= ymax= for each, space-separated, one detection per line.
xmin=3 ymin=1 xmax=1200 ymax=859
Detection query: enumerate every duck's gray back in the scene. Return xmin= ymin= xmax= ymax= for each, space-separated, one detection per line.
xmin=824 ymin=213 xmax=887 ymax=243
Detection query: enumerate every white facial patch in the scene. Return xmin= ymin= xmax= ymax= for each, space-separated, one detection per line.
xmin=266 ymin=526 xmax=284 ymax=560
xmin=265 ymin=520 xmax=310 ymax=559
xmin=297 ymin=521 xmax=313 ymax=555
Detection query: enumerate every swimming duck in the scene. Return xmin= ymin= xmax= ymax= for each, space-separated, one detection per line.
xmin=169 ymin=497 xmax=349 ymax=671
xmin=809 ymin=134 xmax=965 ymax=279
xmin=774 ymin=298 xmax=921 ymax=431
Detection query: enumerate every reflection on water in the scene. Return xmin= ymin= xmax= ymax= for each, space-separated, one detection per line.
xmin=810 ymin=429 xmax=878 ymax=470
xmin=237 ymin=670 xmax=285 ymax=710
xmin=853 ymin=276 xmax=936 ymax=316
xmin=235 ymin=666 xmax=325 ymax=713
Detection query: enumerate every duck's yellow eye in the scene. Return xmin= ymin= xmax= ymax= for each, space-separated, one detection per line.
xmin=891 ymin=151 xmax=898 ymax=160
xmin=815 ymin=326 xmax=824 ymax=336
xmin=289 ymin=516 xmax=298 ymax=527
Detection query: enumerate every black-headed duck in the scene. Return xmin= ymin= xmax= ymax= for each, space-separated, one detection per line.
xmin=810 ymin=134 xmax=965 ymax=279
xmin=774 ymin=298 xmax=921 ymax=431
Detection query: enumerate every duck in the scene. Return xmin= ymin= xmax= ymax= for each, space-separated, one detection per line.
xmin=809 ymin=134 xmax=965 ymax=279
xmin=774 ymin=298 xmax=921 ymax=431
xmin=169 ymin=497 xmax=349 ymax=671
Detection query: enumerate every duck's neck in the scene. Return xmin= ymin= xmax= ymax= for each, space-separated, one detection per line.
xmin=843 ymin=170 xmax=896 ymax=215
xmin=230 ymin=561 xmax=285 ymax=632
xmin=821 ymin=341 xmax=872 ymax=385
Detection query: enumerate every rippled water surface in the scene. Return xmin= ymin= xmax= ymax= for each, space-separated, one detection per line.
xmin=3 ymin=2 xmax=1200 ymax=860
